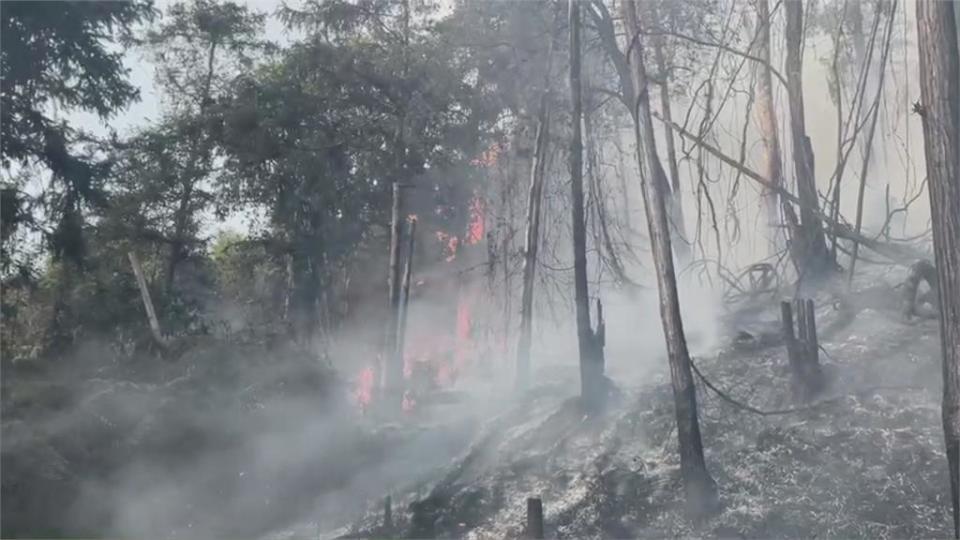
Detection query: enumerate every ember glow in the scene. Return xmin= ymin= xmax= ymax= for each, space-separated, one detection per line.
xmin=453 ymin=286 xmax=478 ymax=378
xmin=354 ymin=366 xmax=375 ymax=410
xmin=469 ymin=141 xmax=502 ymax=168
xmin=436 ymin=231 xmax=459 ymax=262
xmin=465 ymin=196 xmax=485 ymax=245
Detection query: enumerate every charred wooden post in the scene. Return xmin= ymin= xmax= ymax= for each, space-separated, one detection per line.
xmin=394 ymin=218 xmax=417 ymax=379
xmin=595 ymin=297 xmax=605 ymax=350
xmin=804 ymin=298 xmax=819 ymax=366
xmin=383 ymin=495 xmax=393 ymax=535
xmin=782 ymin=299 xmax=823 ymax=400
xmin=128 ymin=251 xmax=166 ymax=348
xmin=801 ymin=298 xmax=824 ymax=396
xmin=781 ymin=300 xmax=806 ymax=399
xmin=526 ymin=497 xmax=544 ymax=539
xmin=795 ymin=299 xmax=808 ymax=358
xmin=781 ymin=300 xmax=799 ymax=371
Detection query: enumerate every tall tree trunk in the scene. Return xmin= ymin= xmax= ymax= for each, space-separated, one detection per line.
xmin=569 ymin=0 xmax=604 ymax=410
xmin=621 ymin=0 xmax=718 ymax=516
xmin=516 ymin=94 xmax=551 ymax=389
xmin=784 ymin=0 xmax=833 ymax=280
xmin=753 ymin=0 xmax=786 ymax=255
xmin=916 ymin=2 xmax=960 ymax=537
xmin=384 ymin=181 xmax=404 ymax=398
xmin=650 ymin=5 xmax=690 ymax=264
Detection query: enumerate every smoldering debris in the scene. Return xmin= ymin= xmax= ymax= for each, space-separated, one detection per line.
xmin=330 ymin=268 xmax=950 ymax=540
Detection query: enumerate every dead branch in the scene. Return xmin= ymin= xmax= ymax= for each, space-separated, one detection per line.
xmin=650 ymin=110 xmax=927 ymax=265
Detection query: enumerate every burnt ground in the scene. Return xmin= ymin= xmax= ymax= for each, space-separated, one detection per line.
xmin=3 ymin=264 xmax=952 ymax=539
xmin=315 ymin=266 xmax=953 ymax=539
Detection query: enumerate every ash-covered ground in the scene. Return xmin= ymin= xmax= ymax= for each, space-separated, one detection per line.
xmin=297 ymin=264 xmax=952 ymax=539
xmin=3 ymin=264 xmax=951 ymax=539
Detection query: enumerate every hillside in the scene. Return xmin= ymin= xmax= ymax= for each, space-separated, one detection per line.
xmin=311 ymin=268 xmax=951 ymax=539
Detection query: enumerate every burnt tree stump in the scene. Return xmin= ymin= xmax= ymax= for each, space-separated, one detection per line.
xmin=781 ymin=300 xmax=824 ymax=401
xmin=526 ymin=497 xmax=544 ymax=539
xmin=902 ymin=259 xmax=939 ymax=319
xmin=383 ymin=495 xmax=393 ymax=535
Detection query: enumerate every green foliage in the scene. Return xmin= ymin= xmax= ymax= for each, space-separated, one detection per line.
xmin=1 ymin=0 xmax=154 ymax=267
xmin=2 ymin=0 xmax=530 ymax=357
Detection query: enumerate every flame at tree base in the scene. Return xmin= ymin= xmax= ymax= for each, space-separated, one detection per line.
xmin=354 ymin=366 xmax=375 ymax=411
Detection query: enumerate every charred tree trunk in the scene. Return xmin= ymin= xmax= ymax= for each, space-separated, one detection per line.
xmin=916 ymin=2 xmax=960 ymax=536
xmin=569 ymin=0 xmax=604 ymax=411
xmin=517 ymin=94 xmax=551 ymax=389
xmin=382 ymin=496 xmax=393 ymax=536
xmin=783 ymin=299 xmax=824 ymax=400
xmin=621 ymin=0 xmax=718 ymax=517
xmin=753 ymin=0 xmax=786 ymax=254
xmin=780 ymin=300 xmax=823 ymax=401
xmin=784 ymin=0 xmax=834 ymax=280
xmin=526 ymin=497 xmax=544 ymax=539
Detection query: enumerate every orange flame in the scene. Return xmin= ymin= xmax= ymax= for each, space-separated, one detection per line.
xmin=436 ymin=231 xmax=459 ymax=262
xmin=465 ymin=196 xmax=485 ymax=245
xmin=354 ymin=366 xmax=375 ymax=410
xmin=453 ymin=287 xmax=478 ymax=377
xmin=470 ymin=142 xmax=502 ymax=168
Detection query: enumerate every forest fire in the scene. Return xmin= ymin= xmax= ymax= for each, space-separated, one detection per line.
xmin=465 ymin=196 xmax=486 ymax=245
xmin=354 ymin=366 xmax=375 ymax=411
xmin=454 ymin=288 xmax=477 ymax=376
xmin=7 ymin=0 xmax=960 ymax=538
